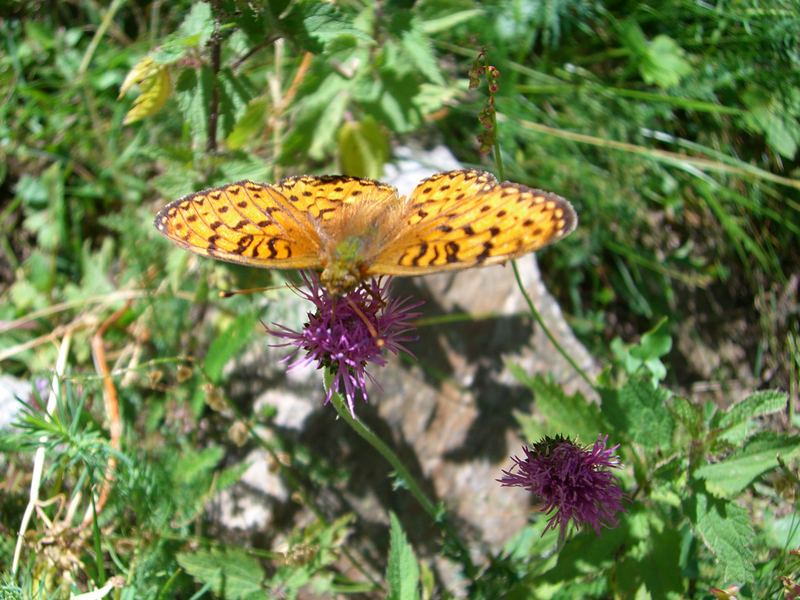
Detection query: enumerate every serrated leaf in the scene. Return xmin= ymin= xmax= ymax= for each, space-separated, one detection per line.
xmin=338 ymin=116 xmax=389 ymax=179
xmin=150 ymin=3 xmax=215 ymax=65
xmin=218 ymin=69 xmax=253 ymax=137
xmin=600 ymin=377 xmax=673 ymax=448
xmin=718 ymin=389 xmax=787 ymax=429
xmin=371 ymin=45 xmax=421 ymax=133
xmin=387 ymin=512 xmax=420 ymax=600
xmin=174 ymin=446 xmax=224 ymax=485
xmin=204 ymin=312 xmax=259 ymax=383
xmin=509 ymin=368 xmax=607 ymax=443
xmin=216 ymin=461 xmax=250 ymax=492
xmin=178 ymin=2 xmax=214 ymax=44
xmin=175 ymin=67 xmax=214 ymax=146
xmin=398 ymin=19 xmax=444 ymax=85
xmin=282 ymin=1 xmax=372 ymax=53
xmin=119 ymin=57 xmax=172 ymax=125
xmin=695 ymin=432 xmax=800 ymax=497
xmin=670 ymin=395 xmax=702 ymax=436
xmin=227 ymin=97 xmax=268 ymax=149
xmin=687 ymin=491 xmax=755 ymax=584
xmin=177 ymin=548 xmax=265 ymax=599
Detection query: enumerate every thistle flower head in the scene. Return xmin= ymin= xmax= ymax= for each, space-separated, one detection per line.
xmin=499 ymin=434 xmax=624 ymax=538
xmin=267 ymin=273 xmax=421 ymax=415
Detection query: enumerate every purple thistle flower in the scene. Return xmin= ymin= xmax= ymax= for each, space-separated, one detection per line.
xmin=499 ymin=434 xmax=624 ymax=539
xmin=266 ymin=272 xmax=422 ymax=416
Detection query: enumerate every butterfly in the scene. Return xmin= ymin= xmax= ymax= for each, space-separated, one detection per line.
xmin=154 ymin=169 xmax=577 ymax=295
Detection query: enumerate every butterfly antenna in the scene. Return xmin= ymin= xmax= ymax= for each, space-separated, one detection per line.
xmin=218 ymin=285 xmax=283 ymax=298
xmin=345 ymin=296 xmax=384 ymax=348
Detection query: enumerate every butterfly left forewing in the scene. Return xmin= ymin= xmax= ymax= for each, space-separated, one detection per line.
xmin=369 ymin=173 xmax=576 ymax=275
xmin=154 ymin=180 xmax=322 ymax=269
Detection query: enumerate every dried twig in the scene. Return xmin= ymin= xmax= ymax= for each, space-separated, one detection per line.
xmin=81 ymin=301 xmax=132 ymax=526
xmin=0 ymin=315 xmax=96 ymax=363
xmin=12 ymin=332 xmax=73 ymax=576
xmin=0 ymin=289 xmax=151 ymax=334
xmin=278 ymin=51 xmax=314 ymax=115
xmin=231 ymin=35 xmax=279 ymax=70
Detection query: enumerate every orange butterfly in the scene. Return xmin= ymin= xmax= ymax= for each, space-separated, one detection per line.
xmin=155 ymin=169 xmax=576 ymax=294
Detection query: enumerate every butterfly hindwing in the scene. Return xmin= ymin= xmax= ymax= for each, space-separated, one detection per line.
xmin=369 ymin=170 xmax=577 ymax=275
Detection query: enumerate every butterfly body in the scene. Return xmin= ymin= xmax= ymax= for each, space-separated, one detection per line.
xmin=154 ymin=169 xmax=577 ymax=294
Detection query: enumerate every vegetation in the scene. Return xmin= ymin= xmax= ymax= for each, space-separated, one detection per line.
xmin=1 ymin=1 xmax=798 ymax=598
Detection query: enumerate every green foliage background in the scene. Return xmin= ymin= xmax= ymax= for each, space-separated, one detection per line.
xmin=1 ymin=0 xmax=799 ymax=598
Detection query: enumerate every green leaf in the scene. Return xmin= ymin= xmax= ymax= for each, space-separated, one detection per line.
xmin=640 ymin=35 xmax=693 ymax=88
xmin=282 ymin=1 xmax=372 ymax=53
xmin=398 ymin=19 xmax=444 ymax=85
xmin=283 ymin=71 xmax=350 ymax=160
xmin=216 ymin=461 xmax=251 ymax=492
xmin=386 ymin=512 xmax=420 ymax=600
xmin=616 ymin=523 xmax=684 ymax=599
xmin=670 ymin=395 xmax=703 ymax=437
xmin=217 ymin=68 xmax=254 ymax=139
xmin=173 ymin=446 xmax=224 ymax=486
xmin=763 ymin=510 xmax=800 ymax=549
xmin=309 ymin=91 xmax=348 ymax=160
xmin=695 ymin=432 xmax=800 ymax=497
xmin=420 ymin=9 xmax=483 ymax=34
xmin=742 ymin=88 xmax=800 ymax=159
xmin=686 ymin=490 xmax=755 ymax=584
xmin=176 ymin=548 xmax=265 ymax=599
xmin=613 ymin=318 xmax=671 ymax=382
xmin=509 ymin=369 xmax=607 ymax=443
xmin=175 ymin=67 xmax=214 ymax=146
xmin=151 ymin=2 xmax=215 ymax=65
xmin=204 ymin=311 xmax=259 ymax=384
xmin=178 ymin=2 xmax=214 ymax=43
xmin=542 ymin=522 xmax=628 ymax=582
xmin=119 ymin=57 xmax=171 ymax=125
xmin=227 ymin=97 xmax=268 ymax=149
xmin=16 ymin=174 xmax=49 ymax=208
xmin=338 ymin=116 xmax=390 ymax=179
xmin=600 ymin=377 xmax=673 ymax=448
xmin=718 ymin=390 xmax=787 ymax=429
xmin=619 ymin=21 xmax=691 ymax=89
xmin=267 ymin=515 xmax=353 ymax=595
xmin=630 ymin=317 xmax=671 ymax=361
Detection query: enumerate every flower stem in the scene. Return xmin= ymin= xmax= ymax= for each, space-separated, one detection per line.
xmin=490 ymin=99 xmax=595 ymax=389
xmin=511 ymin=262 xmax=595 ymax=388
xmin=326 ymin=370 xmax=478 ymax=577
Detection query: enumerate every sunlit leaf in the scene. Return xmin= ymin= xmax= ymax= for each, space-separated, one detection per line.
xmin=119 ymin=56 xmax=172 ymax=124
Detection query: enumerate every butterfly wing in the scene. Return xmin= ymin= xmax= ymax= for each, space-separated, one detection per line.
xmin=273 ymin=174 xmax=397 ymax=222
xmin=154 ymin=180 xmax=323 ymax=269
xmin=369 ymin=169 xmax=577 ymax=275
